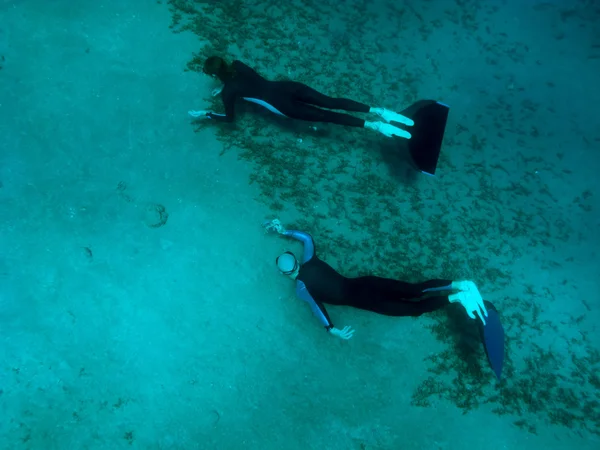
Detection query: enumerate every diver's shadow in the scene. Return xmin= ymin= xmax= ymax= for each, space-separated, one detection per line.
xmin=378 ymin=137 xmax=422 ymax=184
xmin=444 ymin=303 xmax=486 ymax=376
xmin=243 ymin=105 xmax=318 ymax=136
xmin=238 ymin=105 xmax=422 ymax=184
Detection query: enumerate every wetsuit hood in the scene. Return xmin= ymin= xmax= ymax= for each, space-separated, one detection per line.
xmin=203 ymin=56 xmax=235 ymax=82
xmin=276 ymin=252 xmax=299 ymax=277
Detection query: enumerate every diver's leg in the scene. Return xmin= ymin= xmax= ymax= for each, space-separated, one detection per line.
xmin=284 ymin=102 xmax=409 ymax=138
xmin=343 ymin=276 xmax=453 ymax=316
xmin=290 ymin=83 xmax=413 ymax=128
xmin=351 ymin=276 xmax=453 ymax=299
xmin=271 ymin=82 xmax=409 ymax=137
xmin=274 ymin=93 xmax=408 ymax=137
xmin=419 ymin=279 xmax=454 ymax=293
xmin=374 ymin=296 xmax=450 ymax=316
xmin=284 ymin=101 xmax=367 ymax=127
xmin=290 ymin=82 xmax=371 ymax=112
xmin=351 ymin=292 xmax=450 ymax=317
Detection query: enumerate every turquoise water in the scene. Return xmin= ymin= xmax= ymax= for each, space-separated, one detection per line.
xmin=0 ymin=0 xmax=598 ymax=449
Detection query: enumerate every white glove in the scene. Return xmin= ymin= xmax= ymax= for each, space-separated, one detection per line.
xmin=188 ymin=110 xmax=211 ymax=118
xmin=449 ymin=281 xmax=488 ymax=325
xmin=370 ymin=107 xmax=414 ymax=127
xmin=364 ymin=121 xmax=411 ymax=139
xmin=262 ymin=218 xmax=285 ymax=234
xmin=329 ymin=326 xmax=355 ymax=340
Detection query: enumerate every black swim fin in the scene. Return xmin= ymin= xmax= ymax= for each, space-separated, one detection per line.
xmin=395 ymin=100 xmax=450 ymax=176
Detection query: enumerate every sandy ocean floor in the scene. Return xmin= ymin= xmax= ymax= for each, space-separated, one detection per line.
xmin=0 ymin=0 xmax=598 ymax=449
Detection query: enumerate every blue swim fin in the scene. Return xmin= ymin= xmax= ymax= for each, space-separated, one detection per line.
xmin=479 ymin=304 xmax=505 ymax=380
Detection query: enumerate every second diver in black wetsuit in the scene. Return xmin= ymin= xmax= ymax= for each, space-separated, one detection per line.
xmin=188 ymin=56 xmax=414 ymax=139
xmin=262 ymin=219 xmax=491 ymax=340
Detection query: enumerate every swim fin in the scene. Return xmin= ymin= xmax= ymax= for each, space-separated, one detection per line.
xmin=396 ymin=100 xmax=450 ymax=176
xmin=478 ymin=302 xmax=505 ymax=380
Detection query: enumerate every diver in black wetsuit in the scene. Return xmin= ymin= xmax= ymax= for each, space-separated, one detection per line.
xmin=263 ymin=219 xmax=491 ymax=340
xmin=188 ymin=56 xmax=414 ymax=139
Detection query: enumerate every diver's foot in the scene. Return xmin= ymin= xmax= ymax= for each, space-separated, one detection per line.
xmin=370 ymin=107 xmax=414 ymax=126
xmin=364 ymin=121 xmax=411 ymax=139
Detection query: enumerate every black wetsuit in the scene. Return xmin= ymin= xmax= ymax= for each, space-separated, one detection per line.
xmin=208 ymin=60 xmax=371 ymax=126
xmin=284 ymin=229 xmax=454 ymax=330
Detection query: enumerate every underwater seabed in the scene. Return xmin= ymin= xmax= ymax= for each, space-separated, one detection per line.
xmin=0 ymin=0 xmax=598 ymax=449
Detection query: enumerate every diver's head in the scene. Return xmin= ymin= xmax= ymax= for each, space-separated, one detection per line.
xmin=276 ymin=251 xmax=299 ymax=279
xmin=203 ymin=56 xmax=233 ymax=82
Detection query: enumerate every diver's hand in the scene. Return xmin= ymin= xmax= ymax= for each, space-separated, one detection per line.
xmin=188 ymin=110 xmax=211 ymax=119
xmin=212 ymin=86 xmax=223 ymax=97
xmin=449 ymin=282 xmax=488 ymax=325
xmin=329 ymin=326 xmax=355 ymax=340
xmin=262 ymin=218 xmax=286 ymax=234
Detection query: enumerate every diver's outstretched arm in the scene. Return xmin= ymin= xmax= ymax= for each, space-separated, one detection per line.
xmin=262 ymin=219 xmax=315 ymax=263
